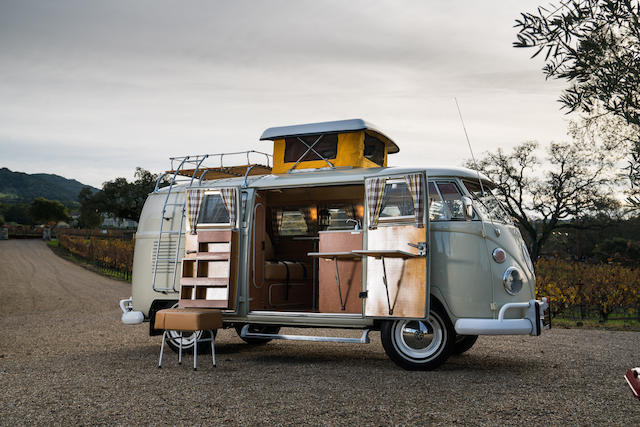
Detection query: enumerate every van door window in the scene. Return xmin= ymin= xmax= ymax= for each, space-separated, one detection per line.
xmin=428 ymin=182 xmax=447 ymax=221
xmin=198 ymin=193 xmax=231 ymax=225
xmin=379 ymin=180 xmax=415 ymax=223
xmin=436 ymin=182 xmax=465 ymax=221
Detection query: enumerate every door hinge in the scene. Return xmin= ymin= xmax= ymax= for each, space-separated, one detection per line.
xmin=359 ymin=291 xmax=368 ymax=299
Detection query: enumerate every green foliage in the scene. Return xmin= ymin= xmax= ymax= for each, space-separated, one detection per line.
xmin=1 ymin=202 xmax=34 ymax=225
xmin=515 ymin=0 xmax=640 ymax=208
xmin=29 ymin=197 xmax=70 ymax=223
xmin=0 ymin=167 xmax=97 ymax=205
xmin=592 ymin=237 xmax=640 ymax=267
xmin=78 ymin=167 xmax=162 ymax=225
xmin=515 ymin=0 xmax=640 ymax=125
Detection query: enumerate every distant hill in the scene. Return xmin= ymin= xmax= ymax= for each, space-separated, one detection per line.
xmin=0 ymin=168 xmax=98 ymax=205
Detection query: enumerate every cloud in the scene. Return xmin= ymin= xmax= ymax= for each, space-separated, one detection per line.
xmin=0 ymin=0 xmax=570 ymax=186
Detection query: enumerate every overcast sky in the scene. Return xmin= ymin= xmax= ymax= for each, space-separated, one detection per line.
xmin=0 ymin=0 xmax=569 ymax=187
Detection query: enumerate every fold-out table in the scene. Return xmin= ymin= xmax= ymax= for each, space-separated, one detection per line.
xmin=351 ymin=250 xmax=424 ymax=315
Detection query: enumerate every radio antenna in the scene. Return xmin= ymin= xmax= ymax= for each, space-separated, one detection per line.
xmin=454 ymin=97 xmax=487 ymax=196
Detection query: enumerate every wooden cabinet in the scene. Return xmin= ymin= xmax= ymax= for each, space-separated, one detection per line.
xmin=317 ymin=230 xmax=363 ymax=313
xmin=179 ymin=230 xmax=236 ymax=309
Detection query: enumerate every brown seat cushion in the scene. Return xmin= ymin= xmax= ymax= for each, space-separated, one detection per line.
xmin=264 ymin=261 xmax=308 ymax=281
xmin=155 ymin=308 xmax=222 ymax=331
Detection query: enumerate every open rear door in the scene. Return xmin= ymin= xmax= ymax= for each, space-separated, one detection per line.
xmin=360 ymin=172 xmax=428 ymax=319
xmin=179 ymin=187 xmax=240 ymax=310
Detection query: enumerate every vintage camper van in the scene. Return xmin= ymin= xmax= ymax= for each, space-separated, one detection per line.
xmin=120 ymin=119 xmax=549 ymax=370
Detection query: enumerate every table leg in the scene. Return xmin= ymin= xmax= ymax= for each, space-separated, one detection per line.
xmin=333 ymin=256 xmax=345 ymax=310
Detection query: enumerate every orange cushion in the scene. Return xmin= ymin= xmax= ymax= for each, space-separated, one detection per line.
xmin=155 ymin=308 xmax=222 ymax=331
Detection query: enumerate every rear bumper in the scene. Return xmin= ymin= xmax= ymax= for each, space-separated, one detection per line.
xmin=454 ymin=298 xmax=549 ymax=336
xmin=120 ymin=297 xmax=144 ymax=325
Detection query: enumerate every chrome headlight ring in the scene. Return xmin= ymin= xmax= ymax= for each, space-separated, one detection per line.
xmin=503 ymin=266 xmax=524 ymax=295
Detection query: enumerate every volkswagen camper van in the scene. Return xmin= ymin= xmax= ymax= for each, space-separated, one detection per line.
xmin=120 ymin=119 xmax=548 ymax=370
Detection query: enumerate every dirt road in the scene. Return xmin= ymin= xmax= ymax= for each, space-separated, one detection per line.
xmin=0 ymin=240 xmax=638 ymax=425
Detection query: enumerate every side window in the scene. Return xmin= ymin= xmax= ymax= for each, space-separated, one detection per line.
xmin=283 ymin=134 xmax=338 ymax=163
xmin=436 ymin=182 xmax=465 ymax=221
xmin=276 ymin=209 xmax=309 ymax=236
xmin=197 ymin=194 xmax=230 ymax=225
xmin=363 ymin=134 xmax=385 ymax=166
xmin=428 ymin=182 xmax=447 ymax=221
xmin=379 ymin=180 xmax=414 ymax=222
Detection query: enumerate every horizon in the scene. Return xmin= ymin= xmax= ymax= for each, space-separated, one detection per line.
xmin=1 ymin=1 xmax=570 ymax=188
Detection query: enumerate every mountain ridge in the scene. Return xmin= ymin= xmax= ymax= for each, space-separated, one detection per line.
xmin=0 ymin=167 xmax=98 ymax=205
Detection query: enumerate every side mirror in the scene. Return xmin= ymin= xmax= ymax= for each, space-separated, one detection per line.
xmin=461 ymin=196 xmax=474 ymax=220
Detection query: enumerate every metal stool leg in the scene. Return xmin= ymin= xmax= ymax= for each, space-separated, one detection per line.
xmin=158 ymin=330 xmax=167 ymax=368
xmin=193 ymin=332 xmax=198 ymax=371
xmin=210 ymin=330 xmax=216 ymax=368
xmin=178 ymin=331 xmax=182 ymax=365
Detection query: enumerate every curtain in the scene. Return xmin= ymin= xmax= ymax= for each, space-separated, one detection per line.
xmin=187 ymin=189 xmax=204 ymax=234
xmin=272 ymin=208 xmax=283 ymax=236
xmin=365 ymin=177 xmax=386 ymax=229
xmin=220 ymin=188 xmax=237 ymax=228
xmin=404 ymin=173 xmax=425 ymax=228
xmin=300 ymin=207 xmax=314 ymax=233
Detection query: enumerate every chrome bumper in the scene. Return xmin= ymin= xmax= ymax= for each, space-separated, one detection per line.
xmin=454 ymin=298 xmax=549 ymax=336
xmin=119 ymin=297 xmax=144 ymax=325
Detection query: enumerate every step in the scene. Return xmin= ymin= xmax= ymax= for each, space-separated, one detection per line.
xmin=239 ymin=325 xmax=371 ymax=344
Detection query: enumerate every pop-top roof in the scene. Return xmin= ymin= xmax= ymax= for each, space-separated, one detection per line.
xmin=259 ymin=118 xmax=400 ymax=154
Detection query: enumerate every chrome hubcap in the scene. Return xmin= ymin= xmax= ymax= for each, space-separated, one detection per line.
xmin=395 ymin=317 xmax=444 ymax=360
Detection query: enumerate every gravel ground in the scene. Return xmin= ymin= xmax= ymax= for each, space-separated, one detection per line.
xmin=1 ymin=240 xmax=638 ymax=425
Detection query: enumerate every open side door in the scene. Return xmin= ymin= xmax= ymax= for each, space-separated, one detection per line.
xmin=178 ymin=186 xmax=240 ymax=311
xmin=360 ymin=172 xmax=429 ymax=319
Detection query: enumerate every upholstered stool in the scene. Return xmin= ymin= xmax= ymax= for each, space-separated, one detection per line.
xmin=155 ymin=308 xmax=223 ymax=370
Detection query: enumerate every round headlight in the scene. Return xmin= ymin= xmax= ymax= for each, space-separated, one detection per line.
xmin=521 ymin=242 xmax=534 ymax=274
xmin=492 ymin=248 xmax=506 ymax=263
xmin=503 ymin=267 xmax=524 ymax=295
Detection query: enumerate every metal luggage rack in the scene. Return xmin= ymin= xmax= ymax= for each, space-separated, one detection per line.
xmin=154 ymin=150 xmax=273 ymax=192
xmin=151 ymin=150 xmax=272 ymax=293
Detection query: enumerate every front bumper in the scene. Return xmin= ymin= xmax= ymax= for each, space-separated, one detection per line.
xmin=454 ymin=298 xmax=549 ymax=336
xmin=120 ymin=297 xmax=144 ymax=325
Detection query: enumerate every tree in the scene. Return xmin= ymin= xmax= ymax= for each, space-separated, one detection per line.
xmin=468 ymin=139 xmax=619 ymax=262
xmin=514 ymin=0 xmax=640 ymax=206
xmin=30 ymin=198 xmax=70 ymax=223
xmin=77 ymin=186 xmax=102 ymax=228
xmin=78 ymin=167 xmax=162 ymax=226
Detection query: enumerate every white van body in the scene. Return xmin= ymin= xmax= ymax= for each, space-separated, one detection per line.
xmin=121 ymin=120 xmax=548 ymax=370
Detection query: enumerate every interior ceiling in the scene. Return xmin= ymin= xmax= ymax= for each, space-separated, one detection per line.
xmin=264 ymin=185 xmax=364 ymax=205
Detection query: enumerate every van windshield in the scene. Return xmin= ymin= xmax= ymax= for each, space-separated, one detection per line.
xmin=463 ymin=181 xmax=513 ymax=224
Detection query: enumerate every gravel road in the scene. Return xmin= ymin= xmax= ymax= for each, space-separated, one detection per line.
xmin=0 ymin=239 xmax=638 ymax=425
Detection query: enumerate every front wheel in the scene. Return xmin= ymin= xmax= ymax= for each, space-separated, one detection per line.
xmin=380 ymin=302 xmax=454 ymax=370
xmin=452 ymin=335 xmax=478 ymax=355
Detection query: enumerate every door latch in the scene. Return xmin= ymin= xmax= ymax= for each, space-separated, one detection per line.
xmin=407 ymin=242 xmax=427 ymax=256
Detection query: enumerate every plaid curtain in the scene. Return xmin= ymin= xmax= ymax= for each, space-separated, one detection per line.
xmin=272 ymin=208 xmax=284 ymax=235
xmin=365 ymin=177 xmax=386 ymax=229
xmin=404 ymin=173 xmax=425 ymax=228
xmin=220 ymin=188 xmax=237 ymax=228
xmin=187 ymin=189 xmax=204 ymax=234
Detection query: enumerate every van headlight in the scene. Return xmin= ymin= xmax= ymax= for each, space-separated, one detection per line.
xmin=503 ymin=267 xmax=524 ymax=295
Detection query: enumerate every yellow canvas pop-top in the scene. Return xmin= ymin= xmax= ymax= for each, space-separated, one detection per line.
xmin=259 ymin=119 xmax=400 ymax=174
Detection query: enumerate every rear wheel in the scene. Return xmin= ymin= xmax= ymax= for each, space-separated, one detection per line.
xmin=380 ymin=302 xmax=454 ymax=370
xmin=452 ymin=335 xmax=478 ymax=355
xmin=235 ymin=324 xmax=281 ymax=345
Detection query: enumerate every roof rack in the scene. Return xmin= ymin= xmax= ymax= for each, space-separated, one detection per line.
xmin=154 ymin=150 xmax=272 ymax=191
